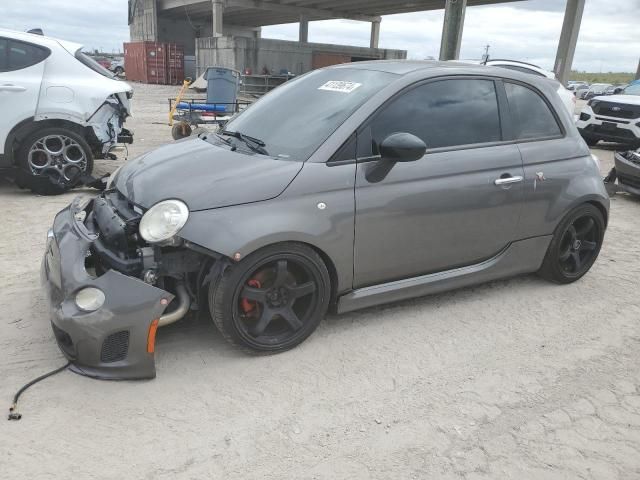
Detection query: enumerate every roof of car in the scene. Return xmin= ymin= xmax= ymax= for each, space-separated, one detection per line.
xmin=329 ymin=60 xmax=559 ymax=89
xmin=332 ymin=60 xmax=502 ymax=75
xmin=0 ymin=28 xmax=82 ymax=55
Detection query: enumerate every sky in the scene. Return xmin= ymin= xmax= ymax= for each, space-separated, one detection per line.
xmin=0 ymin=0 xmax=638 ymax=73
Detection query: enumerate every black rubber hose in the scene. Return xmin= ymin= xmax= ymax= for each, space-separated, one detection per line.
xmin=8 ymin=361 xmax=71 ymax=420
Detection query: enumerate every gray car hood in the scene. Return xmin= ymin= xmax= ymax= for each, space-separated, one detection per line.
xmin=114 ymin=138 xmax=303 ymax=211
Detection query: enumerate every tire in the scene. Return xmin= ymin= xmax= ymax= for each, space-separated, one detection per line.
xmin=209 ymin=243 xmax=331 ymax=354
xmin=538 ymin=204 xmax=605 ymax=284
xmin=114 ymin=67 xmax=124 ymax=75
xmin=16 ymin=127 xmax=94 ymax=195
xmin=171 ymin=122 xmax=192 ymax=140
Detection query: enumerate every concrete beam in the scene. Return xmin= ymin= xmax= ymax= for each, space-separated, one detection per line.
xmin=225 ymin=0 xmax=380 ymax=23
xmin=553 ymin=0 xmax=585 ymax=85
xmin=299 ymin=15 xmax=309 ymax=43
xmin=370 ymin=19 xmax=381 ymax=49
xmin=212 ymin=0 xmax=224 ymax=37
xmin=439 ymin=0 xmax=466 ymax=61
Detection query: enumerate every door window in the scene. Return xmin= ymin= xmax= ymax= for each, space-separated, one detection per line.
xmin=364 ymin=78 xmax=502 ymax=156
xmin=0 ymin=38 xmax=50 ymax=72
xmin=505 ymin=82 xmax=562 ymax=140
xmin=0 ymin=38 xmax=7 ymax=71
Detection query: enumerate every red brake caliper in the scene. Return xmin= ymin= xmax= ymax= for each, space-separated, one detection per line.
xmin=241 ymin=279 xmax=262 ymax=314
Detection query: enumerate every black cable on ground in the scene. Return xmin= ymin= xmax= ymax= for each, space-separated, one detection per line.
xmin=8 ymin=361 xmax=71 ymax=421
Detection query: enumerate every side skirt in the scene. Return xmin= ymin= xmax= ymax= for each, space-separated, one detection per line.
xmin=336 ymin=235 xmax=552 ymax=314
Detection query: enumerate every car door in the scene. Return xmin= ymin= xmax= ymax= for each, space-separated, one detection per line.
xmin=353 ymin=77 xmax=525 ymax=288
xmin=0 ymin=37 xmax=49 ymax=155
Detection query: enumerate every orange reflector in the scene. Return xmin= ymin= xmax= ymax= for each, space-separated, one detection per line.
xmin=147 ymin=319 xmax=160 ymax=353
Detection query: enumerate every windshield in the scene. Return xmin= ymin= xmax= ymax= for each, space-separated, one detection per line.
xmin=75 ymin=49 xmax=117 ymax=79
xmin=624 ymin=83 xmax=640 ymax=95
xmin=221 ymin=68 xmax=398 ymax=161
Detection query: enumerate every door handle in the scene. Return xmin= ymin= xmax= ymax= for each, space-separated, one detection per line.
xmin=494 ymin=175 xmax=523 ymax=186
xmin=0 ymin=84 xmax=27 ymax=92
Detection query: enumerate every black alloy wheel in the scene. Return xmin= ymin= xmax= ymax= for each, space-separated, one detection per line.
xmin=557 ymin=216 xmax=599 ymax=276
xmin=210 ymin=243 xmax=331 ymax=353
xmin=539 ymin=204 xmax=605 ymax=284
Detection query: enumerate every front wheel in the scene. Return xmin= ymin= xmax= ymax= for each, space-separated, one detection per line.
xmin=171 ymin=121 xmax=192 ymax=140
xmin=538 ymin=204 xmax=605 ymax=284
xmin=209 ymin=243 xmax=331 ymax=353
xmin=16 ymin=127 xmax=94 ymax=195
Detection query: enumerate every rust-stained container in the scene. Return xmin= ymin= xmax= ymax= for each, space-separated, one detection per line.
xmin=123 ymin=41 xmax=184 ymax=85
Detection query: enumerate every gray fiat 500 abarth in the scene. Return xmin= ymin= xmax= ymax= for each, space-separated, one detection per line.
xmin=42 ymin=61 xmax=609 ymax=379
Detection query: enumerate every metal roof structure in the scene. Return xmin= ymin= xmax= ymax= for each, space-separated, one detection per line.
xmin=158 ymin=0 xmax=525 ymax=27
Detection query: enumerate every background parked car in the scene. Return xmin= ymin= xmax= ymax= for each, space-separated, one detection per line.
xmin=580 ymin=83 xmax=612 ymax=100
xmin=567 ymin=81 xmax=589 ymax=91
xmin=110 ymin=58 xmax=124 ymax=76
xmin=576 ymin=80 xmax=640 ymax=147
xmin=0 ymin=29 xmax=133 ymax=194
xmin=604 ymin=84 xmax=626 ymax=95
xmin=483 ymin=59 xmax=575 ymax=115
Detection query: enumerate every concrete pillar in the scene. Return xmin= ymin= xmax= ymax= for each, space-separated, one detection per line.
xmin=553 ymin=0 xmax=585 ymax=85
xmin=635 ymin=58 xmax=640 ymax=80
xmin=299 ymin=15 xmax=309 ymax=43
xmin=370 ymin=20 xmax=381 ymax=49
xmin=439 ymin=0 xmax=467 ymax=61
xmin=212 ymin=0 xmax=224 ymax=37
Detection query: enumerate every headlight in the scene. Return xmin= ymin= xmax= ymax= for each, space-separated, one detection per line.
xmin=139 ymin=199 xmax=189 ymax=243
xmin=75 ymin=287 xmax=105 ymax=312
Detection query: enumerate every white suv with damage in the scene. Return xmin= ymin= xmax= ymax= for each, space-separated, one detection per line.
xmin=0 ymin=28 xmax=133 ymax=194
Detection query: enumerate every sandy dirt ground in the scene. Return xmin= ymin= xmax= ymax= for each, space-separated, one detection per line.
xmin=1 ymin=86 xmax=640 ymax=479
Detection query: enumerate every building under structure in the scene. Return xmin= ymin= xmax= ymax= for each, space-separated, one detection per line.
xmin=128 ymin=0 xmax=585 ymax=84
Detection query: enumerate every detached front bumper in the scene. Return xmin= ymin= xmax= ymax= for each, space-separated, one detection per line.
xmin=614 ymin=150 xmax=640 ymax=196
xmin=41 ymin=196 xmax=174 ymax=380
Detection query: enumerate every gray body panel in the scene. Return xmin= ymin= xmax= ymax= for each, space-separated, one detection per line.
xmin=43 ymin=61 xmax=610 ymax=379
xmin=114 ymin=138 xmax=303 ymax=211
xmin=353 ymin=143 xmax=524 ymax=288
xmin=338 ymin=235 xmax=552 ymax=313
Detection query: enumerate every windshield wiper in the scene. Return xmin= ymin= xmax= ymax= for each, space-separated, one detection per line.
xmin=219 ymin=130 xmax=269 ymax=155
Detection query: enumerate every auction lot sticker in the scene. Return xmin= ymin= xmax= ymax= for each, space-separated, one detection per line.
xmin=318 ymin=81 xmax=362 ymax=93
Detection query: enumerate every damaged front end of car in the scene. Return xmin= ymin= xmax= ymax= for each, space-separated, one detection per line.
xmin=41 ymin=193 xmax=222 ymax=380
xmin=613 ymin=148 xmax=640 ymax=196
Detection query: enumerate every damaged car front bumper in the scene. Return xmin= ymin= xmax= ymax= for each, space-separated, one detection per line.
xmin=614 ymin=149 xmax=640 ymax=196
xmin=41 ymin=196 xmax=175 ymax=380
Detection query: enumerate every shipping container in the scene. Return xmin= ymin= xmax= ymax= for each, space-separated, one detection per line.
xmin=123 ymin=41 xmax=184 ymax=85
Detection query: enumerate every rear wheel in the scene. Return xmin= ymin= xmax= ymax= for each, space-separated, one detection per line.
xmin=16 ymin=127 xmax=94 ymax=195
xmin=209 ymin=243 xmax=331 ymax=353
xmin=538 ymin=204 xmax=605 ymax=284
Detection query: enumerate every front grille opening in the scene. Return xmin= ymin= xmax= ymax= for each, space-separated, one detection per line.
xmin=100 ymin=331 xmax=130 ymax=363
xmin=52 ymin=323 xmax=74 ymax=357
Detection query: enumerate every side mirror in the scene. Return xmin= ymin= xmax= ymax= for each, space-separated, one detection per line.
xmin=379 ymin=132 xmax=427 ymax=163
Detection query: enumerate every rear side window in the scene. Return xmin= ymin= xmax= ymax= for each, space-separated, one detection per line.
xmin=0 ymin=39 xmax=7 ymax=71
xmin=0 ymin=38 xmax=50 ymax=72
xmin=505 ymin=82 xmax=561 ymax=140
xmin=367 ymin=79 xmax=501 ymax=152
